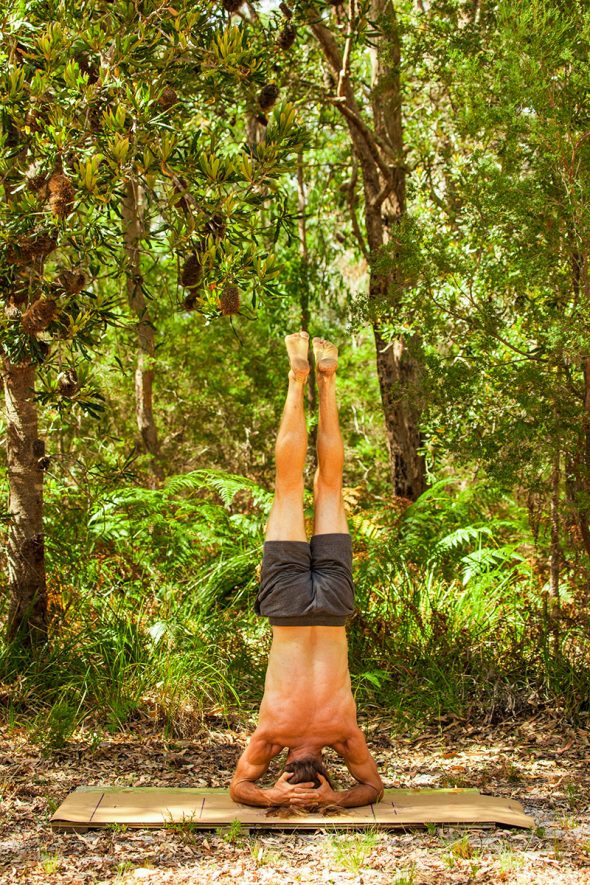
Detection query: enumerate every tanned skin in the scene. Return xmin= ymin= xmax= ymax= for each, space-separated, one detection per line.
xmin=230 ymin=333 xmax=384 ymax=810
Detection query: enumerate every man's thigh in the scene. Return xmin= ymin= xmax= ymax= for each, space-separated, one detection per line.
xmin=265 ymin=489 xmax=307 ymax=541
xmin=312 ymin=485 xmax=348 ymax=536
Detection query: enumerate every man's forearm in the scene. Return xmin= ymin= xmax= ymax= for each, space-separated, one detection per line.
xmin=332 ymin=783 xmax=383 ymax=808
xmin=230 ymin=781 xmax=282 ymax=808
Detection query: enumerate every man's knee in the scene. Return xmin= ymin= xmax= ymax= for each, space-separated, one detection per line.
xmin=314 ymin=468 xmax=342 ymax=497
xmin=275 ymin=474 xmax=305 ymax=498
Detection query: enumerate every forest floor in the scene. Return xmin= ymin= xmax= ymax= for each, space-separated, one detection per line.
xmin=1 ymin=713 xmax=589 ymax=884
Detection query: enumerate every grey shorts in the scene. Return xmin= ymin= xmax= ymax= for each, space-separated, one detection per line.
xmin=255 ymin=533 xmax=355 ymax=627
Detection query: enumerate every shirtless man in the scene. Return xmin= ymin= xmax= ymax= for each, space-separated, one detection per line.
xmin=230 ymin=332 xmax=384 ymax=809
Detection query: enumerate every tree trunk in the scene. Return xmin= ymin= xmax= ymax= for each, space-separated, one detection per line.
xmin=309 ymin=1 xmax=426 ymax=498
xmin=1 ymin=355 xmax=48 ymax=647
xmin=368 ymin=0 xmax=425 ymax=498
xmin=122 ymin=179 xmax=163 ymax=486
xmin=565 ymin=355 xmax=590 ymax=560
xmin=549 ymin=450 xmax=561 ymax=647
xmin=373 ymin=326 xmax=425 ymax=499
xmin=297 ymin=156 xmax=317 ymax=459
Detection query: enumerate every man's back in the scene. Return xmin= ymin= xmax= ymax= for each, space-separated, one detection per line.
xmin=258 ymin=625 xmax=357 ymax=746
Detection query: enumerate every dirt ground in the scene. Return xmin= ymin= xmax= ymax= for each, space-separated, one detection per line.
xmin=1 ymin=713 xmax=589 ymax=884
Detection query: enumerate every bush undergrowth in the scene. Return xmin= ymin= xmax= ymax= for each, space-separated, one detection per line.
xmin=1 ymin=470 xmax=588 ymax=747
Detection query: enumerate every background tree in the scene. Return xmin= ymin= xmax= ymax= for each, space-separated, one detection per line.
xmin=288 ymin=0 xmax=427 ymax=499
xmin=1 ymin=0 xmax=589 ymax=743
xmin=0 ymin=0 xmax=305 ymax=648
xmin=397 ymin=0 xmax=590 ymax=620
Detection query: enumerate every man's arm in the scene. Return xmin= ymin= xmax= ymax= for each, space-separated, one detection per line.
xmin=334 ymin=728 xmax=384 ymax=807
xmin=230 ymin=735 xmax=316 ymax=808
xmin=230 ymin=734 xmax=282 ymax=807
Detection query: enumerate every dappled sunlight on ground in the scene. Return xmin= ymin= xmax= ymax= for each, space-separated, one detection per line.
xmin=1 ymin=714 xmax=589 ymax=883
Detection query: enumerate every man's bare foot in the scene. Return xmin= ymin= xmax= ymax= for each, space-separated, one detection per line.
xmin=313 ymin=337 xmax=338 ymax=377
xmin=285 ymin=331 xmax=310 ymax=382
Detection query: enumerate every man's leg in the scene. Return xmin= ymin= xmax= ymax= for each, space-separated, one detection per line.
xmin=265 ymin=331 xmax=310 ymax=542
xmin=312 ymin=338 xmax=349 ymax=536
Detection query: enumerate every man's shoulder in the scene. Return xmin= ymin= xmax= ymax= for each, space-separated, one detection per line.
xmin=330 ymin=727 xmax=370 ymax=760
xmin=246 ymin=729 xmax=284 ymax=757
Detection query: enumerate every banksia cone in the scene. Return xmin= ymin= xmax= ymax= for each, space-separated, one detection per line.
xmin=206 ymin=213 xmax=226 ymax=239
xmin=222 ymin=0 xmax=243 ymax=10
xmin=57 ymin=369 xmax=79 ymax=397
xmin=27 ymin=171 xmax=48 ymax=194
xmin=37 ymin=340 xmax=52 ymax=361
xmin=48 ymin=172 xmax=75 ymax=218
xmin=258 ymin=84 xmax=280 ymax=111
xmin=220 ymin=284 xmax=240 ymax=316
xmin=21 ymin=297 xmax=59 ymax=334
xmin=181 ymin=253 xmax=202 ymax=289
xmin=183 ymin=292 xmax=198 ymax=311
xmin=159 ymin=87 xmax=178 ymax=110
xmin=277 ymin=25 xmax=296 ymax=50
xmin=57 ymin=269 xmax=86 ymax=294
xmin=10 ymin=281 xmax=29 ymax=305
xmin=77 ymin=53 xmax=99 ymax=84
xmin=32 ymin=230 xmax=58 ymax=257
xmin=7 ymin=239 xmax=34 ymax=265
xmin=8 ymin=229 xmax=57 ymax=264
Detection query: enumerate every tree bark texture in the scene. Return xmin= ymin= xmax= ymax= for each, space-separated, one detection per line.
xmin=549 ymin=450 xmax=561 ymax=634
xmin=565 ymin=355 xmax=590 ymax=560
xmin=122 ymin=179 xmax=163 ymax=485
xmin=1 ymin=355 xmax=48 ymax=647
xmin=297 ymin=156 xmax=318 ymax=461
xmin=310 ymin=0 xmax=426 ymax=498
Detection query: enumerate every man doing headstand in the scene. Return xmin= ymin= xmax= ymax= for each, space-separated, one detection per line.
xmin=230 ymin=332 xmax=384 ymax=809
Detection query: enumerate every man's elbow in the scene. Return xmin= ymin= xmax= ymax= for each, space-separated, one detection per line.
xmin=370 ymin=777 xmax=384 ymax=804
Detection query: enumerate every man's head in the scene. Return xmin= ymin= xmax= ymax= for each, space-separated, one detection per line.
xmin=283 ymin=755 xmax=333 ymax=789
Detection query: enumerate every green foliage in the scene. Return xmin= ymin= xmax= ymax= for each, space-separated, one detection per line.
xmin=2 ymin=0 xmax=590 ymax=739
xmin=0 ymin=0 xmax=306 ymax=401
xmin=2 ymin=462 xmax=589 ymax=736
xmin=349 ymin=477 xmax=589 ymax=719
xmin=86 ymin=468 xmax=270 ymax=608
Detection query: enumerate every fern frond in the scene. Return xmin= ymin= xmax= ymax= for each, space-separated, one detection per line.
xmin=434 ymin=524 xmax=493 ymax=554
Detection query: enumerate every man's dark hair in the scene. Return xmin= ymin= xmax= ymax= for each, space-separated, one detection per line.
xmin=284 ymin=756 xmax=333 ymax=789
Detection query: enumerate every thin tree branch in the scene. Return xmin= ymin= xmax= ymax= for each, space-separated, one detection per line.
xmin=326 ymin=97 xmax=394 ymax=180
xmin=309 ymin=19 xmax=394 ymax=183
xmin=337 ymin=0 xmax=355 ymax=98
xmin=370 ymin=181 xmax=394 ymax=210
xmin=347 ymin=156 xmax=369 ymax=260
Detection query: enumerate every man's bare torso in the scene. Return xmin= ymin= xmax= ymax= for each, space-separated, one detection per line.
xmin=256 ymin=625 xmax=358 ymax=750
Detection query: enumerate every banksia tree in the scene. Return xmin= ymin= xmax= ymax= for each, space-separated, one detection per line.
xmin=1 ymin=0 xmax=306 ymax=650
